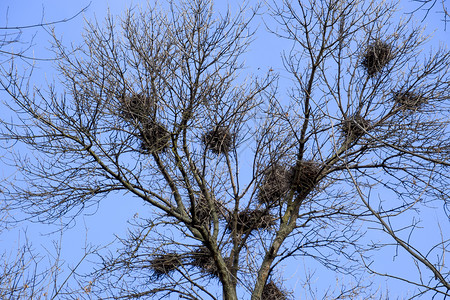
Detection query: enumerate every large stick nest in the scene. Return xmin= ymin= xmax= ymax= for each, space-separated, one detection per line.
xmin=361 ymin=40 xmax=393 ymax=77
xmin=261 ymin=281 xmax=289 ymax=300
xmin=139 ymin=121 xmax=171 ymax=153
xmin=258 ymin=164 xmax=292 ymax=206
xmin=119 ymin=93 xmax=155 ymax=122
xmin=149 ymin=253 xmax=182 ymax=279
xmin=393 ymin=91 xmax=427 ymax=110
xmin=341 ymin=114 xmax=370 ymax=139
xmin=202 ymin=126 xmax=234 ymax=154
xmin=290 ymin=160 xmax=322 ymax=194
xmin=226 ymin=209 xmax=276 ymax=233
xmin=189 ymin=247 xmax=231 ymax=278
xmin=190 ymin=195 xmax=222 ymax=227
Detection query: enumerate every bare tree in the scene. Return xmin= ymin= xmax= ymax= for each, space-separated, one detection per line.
xmin=0 ymin=0 xmax=449 ymax=299
xmin=0 ymin=232 xmax=97 ymax=300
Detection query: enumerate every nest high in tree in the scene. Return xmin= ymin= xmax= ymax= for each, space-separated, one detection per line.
xmin=341 ymin=114 xmax=370 ymax=140
xmin=119 ymin=93 xmax=155 ymax=122
xmin=139 ymin=121 xmax=171 ymax=153
xmin=202 ymin=126 xmax=233 ymax=154
xmin=226 ymin=209 xmax=276 ymax=233
xmin=361 ymin=40 xmax=393 ymax=77
xmin=394 ymin=91 xmax=427 ymax=110
xmin=189 ymin=195 xmax=222 ymax=227
xmin=190 ymin=247 xmax=231 ymax=278
xmin=261 ymin=281 xmax=289 ymax=300
xmin=290 ymin=160 xmax=321 ymax=194
xmin=149 ymin=253 xmax=182 ymax=279
xmin=258 ymin=164 xmax=292 ymax=206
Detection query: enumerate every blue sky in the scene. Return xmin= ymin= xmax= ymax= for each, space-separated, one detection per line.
xmin=1 ymin=0 xmax=449 ymax=299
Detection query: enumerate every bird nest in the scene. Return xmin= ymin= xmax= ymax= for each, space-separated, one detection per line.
xmin=261 ymin=281 xmax=289 ymax=300
xmin=202 ymin=127 xmax=233 ymax=154
xmin=361 ymin=40 xmax=393 ymax=77
xmin=139 ymin=121 xmax=171 ymax=153
xmin=119 ymin=93 xmax=155 ymax=122
xmin=258 ymin=164 xmax=292 ymax=205
xmin=190 ymin=195 xmax=222 ymax=227
xmin=190 ymin=247 xmax=231 ymax=278
xmin=393 ymin=91 xmax=427 ymax=110
xmin=149 ymin=253 xmax=182 ymax=279
xmin=290 ymin=160 xmax=321 ymax=194
xmin=226 ymin=209 xmax=276 ymax=233
xmin=341 ymin=114 xmax=370 ymax=139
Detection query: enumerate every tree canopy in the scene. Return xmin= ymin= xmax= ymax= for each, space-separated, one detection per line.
xmin=1 ymin=0 xmax=449 ymax=299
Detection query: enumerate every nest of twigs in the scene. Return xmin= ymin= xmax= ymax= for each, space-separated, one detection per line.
xmin=119 ymin=93 xmax=155 ymax=122
xmin=139 ymin=121 xmax=171 ymax=153
xmin=290 ymin=160 xmax=321 ymax=194
xmin=361 ymin=40 xmax=393 ymax=77
xmin=258 ymin=164 xmax=292 ymax=205
xmin=261 ymin=281 xmax=289 ymax=300
xmin=149 ymin=253 xmax=182 ymax=279
xmin=190 ymin=195 xmax=222 ymax=227
xmin=226 ymin=209 xmax=276 ymax=233
xmin=341 ymin=114 xmax=370 ymax=139
xmin=394 ymin=91 xmax=427 ymax=110
xmin=190 ymin=247 xmax=231 ymax=278
xmin=202 ymin=127 xmax=234 ymax=154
